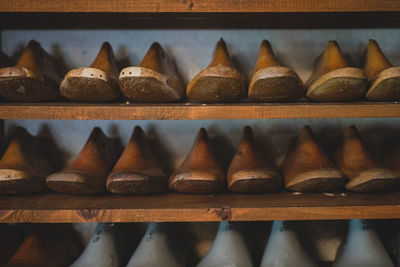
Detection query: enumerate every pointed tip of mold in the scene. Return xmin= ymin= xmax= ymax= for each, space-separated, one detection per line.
xmin=345 ymin=125 xmax=359 ymax=138
xmin=299 ymin=125 xmax=314 ymax=142
xmin=241 ymin=126 xmax=253 ymax=141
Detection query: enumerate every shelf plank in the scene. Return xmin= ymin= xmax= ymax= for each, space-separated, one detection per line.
xmin=0 ymin=192 xmax=399 ymax=223
xmin=0 ymin=102 xmax=399 ymax=120
xmin=1 ymin=0 xmax=399 ymax=13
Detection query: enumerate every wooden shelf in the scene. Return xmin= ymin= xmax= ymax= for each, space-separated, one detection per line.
xmin=2 ymin=1 xmax=400 ymax=29
xmin=0 ymin=192 xmax=399 ymax=223
xmin=1 ymin=0 xmax=399 ymax=13
xmin=0 ymin=102 xmax=399 ymax=120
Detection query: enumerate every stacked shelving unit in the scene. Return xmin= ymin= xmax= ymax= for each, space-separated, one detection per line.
xmin=1 ymin=0 xmax=400 ymax=223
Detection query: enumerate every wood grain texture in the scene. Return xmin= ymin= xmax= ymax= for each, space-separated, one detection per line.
xmin=0 ymin=102 xmax=399 ymax=120
xmin=0 ymin=192 xmax=399 ymax=222
xmin=1 ymin=0 xmax=400 ymax=12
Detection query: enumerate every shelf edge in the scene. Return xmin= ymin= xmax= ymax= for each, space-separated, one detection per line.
xmin=0 ymin=103 xmax=399 ymax=120
xmin=1 ymin=205 xmax=399 ymax=223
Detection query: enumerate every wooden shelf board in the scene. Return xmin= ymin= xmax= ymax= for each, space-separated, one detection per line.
xmin=0 ymin=192 xmax=399 ymax=223
xmin=0 ymin=102 xmax=399 ymax=120
xmin=1 ymin=0 xmax=399 ymax=13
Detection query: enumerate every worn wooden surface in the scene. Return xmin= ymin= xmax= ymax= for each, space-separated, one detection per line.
xmin=0 ymin=103 xmax=399 ymax=120
xmin=0 ymin=192 xmax=399 ymax=222
xmin=1 ymin=0 xmax=399 ymax=12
